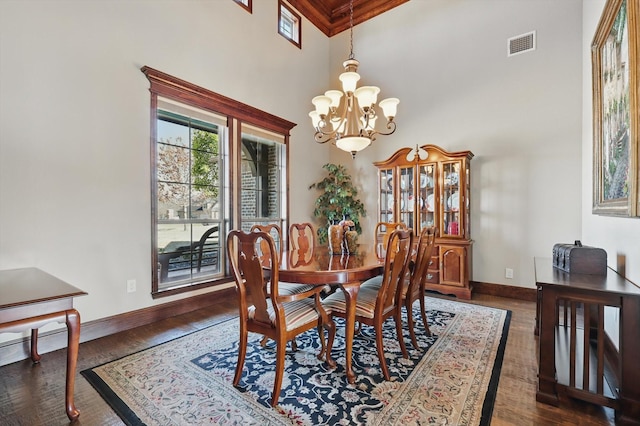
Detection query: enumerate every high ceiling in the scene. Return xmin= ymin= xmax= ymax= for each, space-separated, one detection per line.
xmin=285 ymin=0 xmax=409 ymax=37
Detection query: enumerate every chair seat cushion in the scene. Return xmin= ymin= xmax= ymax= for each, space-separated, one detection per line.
xmin=360 ymin=275 xmax=382 ymax=289
xmin=248 ymin=298 xmax=320 ymax=331
xmin=322 ymin=285 xmax=393 ymax=319
xmin=277 ymin=282 xmax=317 ymax=295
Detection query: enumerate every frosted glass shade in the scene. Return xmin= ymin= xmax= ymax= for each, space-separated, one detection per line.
xmin=354 ymin=86 xmax=380 ymax=108
xmin=312 ymin=95 xmax=331 ymax=116
xmin=336 ymin=136 xmax=371 ymax=153
xmin=379 ymin=98 xmax=399 ymax=119
xmin=339 ymin=72 xmax=360 ymax=93
xmin=309 ymin=111 xmax=321 ymax=128
xmin=324 ymin=90 xmax=343 ymax=108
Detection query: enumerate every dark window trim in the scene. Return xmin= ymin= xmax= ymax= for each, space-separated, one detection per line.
xmin=233 ymin=0 xmax=252 ymax=13
xmin=278 ymin=0 xmax=302 ymax=49
xmin=141 ymin=66 xmax=296 ymax=299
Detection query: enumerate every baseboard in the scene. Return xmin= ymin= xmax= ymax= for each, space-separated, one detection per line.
xmin=472 ymin=281 xmax=537 ymax=302
xmin=0 ymin=287 xmax=235 ymax=367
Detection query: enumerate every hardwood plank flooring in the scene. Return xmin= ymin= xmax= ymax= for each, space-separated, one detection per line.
xmin=0 ymin=294 xmax=614 ymax=425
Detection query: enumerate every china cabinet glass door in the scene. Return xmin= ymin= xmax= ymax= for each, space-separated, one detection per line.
xmin=441 ymin=161 xmax=462 ymax=237
xmin=399 ymin=166 xmax=414 ymax=229
xmin=418 ymin=163 xmax=436 ymax=230
xmin=379 ymin=168 xmax=394 ymax=223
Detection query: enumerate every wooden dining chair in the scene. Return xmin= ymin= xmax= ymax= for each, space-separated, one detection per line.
xmin=360 ymin=221 xmax=408 ymax=288
xmin=399 ymin=226 xmax=437 ymax=349
xmin=323 ymin=228 xmax=414 ymax=380
xmin=251 ymin=224 xmax=284 ymax=260
xmin=226 ymin=229 xmax=335 ymax=407
xmin=288 ymin=222 xmax=316 ymax=267
xmin=251 ymin=223 xmax=318 ymax=348
xmin=289 ymin=222 xmax=316 ymax=252
xmin=374 ymin=221 xmax=407 ymax=258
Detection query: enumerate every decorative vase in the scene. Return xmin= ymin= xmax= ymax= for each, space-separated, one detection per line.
xmin=328 ymin=220 xmax=343 ymax=254
xmin=344 ymin=227 xmax=358 ymax=254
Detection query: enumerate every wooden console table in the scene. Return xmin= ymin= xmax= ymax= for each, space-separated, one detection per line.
xmin=0 ymin=268 xmax=87 ymax=421
xmin=534 ymin=257 xmax=640 ymax=425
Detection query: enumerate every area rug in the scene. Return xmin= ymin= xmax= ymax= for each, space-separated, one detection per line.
xmin=82 ymin=297 xmax=511 ymax=425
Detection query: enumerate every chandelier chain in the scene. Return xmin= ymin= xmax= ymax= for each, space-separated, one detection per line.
xmin=349 ymin=0 xmax=354 ymax=60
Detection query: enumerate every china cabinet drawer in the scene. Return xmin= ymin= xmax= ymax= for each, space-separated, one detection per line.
xmin=424 ymin=270 xmax=439 ymax=283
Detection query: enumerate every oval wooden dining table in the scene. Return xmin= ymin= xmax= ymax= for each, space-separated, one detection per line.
xmin=278 ymin=244 xmax=385 ymax=384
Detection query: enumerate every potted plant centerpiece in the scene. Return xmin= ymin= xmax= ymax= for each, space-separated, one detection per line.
xmin=308 ymin=163 xmax=366 ymax=253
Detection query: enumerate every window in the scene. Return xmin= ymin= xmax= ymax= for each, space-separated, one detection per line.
xmin=142 ymin=66 xmax=295 ymax=297
xmin=240 ymin=124 xmax=287 ymax=234
xmin=233 ymin=0 xmax=252 ymax=13
xmin=278 ymin=0 xmax=301 ymax=48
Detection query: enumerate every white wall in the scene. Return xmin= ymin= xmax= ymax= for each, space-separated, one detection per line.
xmin=327 ymin=0 xmax=584 ymax=288
xmin=0 ymin=0 xmax=331 ymax=344
xmin=582 ymin=0 xmax=640 ymax=284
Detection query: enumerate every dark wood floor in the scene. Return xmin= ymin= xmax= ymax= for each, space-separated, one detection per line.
xmin=0 ymin=293 xmax=614 ymax=425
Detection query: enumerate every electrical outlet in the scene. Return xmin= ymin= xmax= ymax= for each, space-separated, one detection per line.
xmin=127 ymin=279 xmax=137 ymax=293
xmin=505 ymin=268 xmax=514 ymax=279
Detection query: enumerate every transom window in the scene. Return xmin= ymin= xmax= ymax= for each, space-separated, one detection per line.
xmin=233 ymin=0 xmax=252 ymax=13
xmin=278 ymin=0 xmax=301 ymax=48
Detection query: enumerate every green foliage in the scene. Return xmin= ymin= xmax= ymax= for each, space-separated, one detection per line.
xmin=308 ymin=163 xmax=366 ymax=243
xmin=192 ymin=130 xmax=219 ymax=199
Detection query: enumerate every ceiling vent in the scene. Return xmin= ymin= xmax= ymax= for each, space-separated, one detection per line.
xmin=508 ymin=31 xmax=536 ymax=57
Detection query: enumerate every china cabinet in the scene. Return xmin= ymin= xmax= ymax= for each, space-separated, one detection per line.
xmin=374 ymin=145 xmax=474 ymax=299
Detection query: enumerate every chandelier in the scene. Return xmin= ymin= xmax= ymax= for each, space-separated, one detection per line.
xmin=309 ymin=0 xmax=399 ymax=158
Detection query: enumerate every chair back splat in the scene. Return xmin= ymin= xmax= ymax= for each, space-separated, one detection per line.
xmin=250 ymin=224 xmax=283 ymax=262
xmin=403 ymin=226 xmax=437 ymax=348
xmin=289 ymin=222 xmax=316 ymax=251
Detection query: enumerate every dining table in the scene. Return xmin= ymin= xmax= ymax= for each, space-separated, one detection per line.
xmin=278 ymin=244 xmax=385 ymax=384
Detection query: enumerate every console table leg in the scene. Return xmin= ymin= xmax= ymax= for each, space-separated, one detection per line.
xmin=30 ymin=328 xmax=41 ymax=364
xmin=536 ymin=287 xmax=559 ymax=405
xmin=619 ymin=299 xmax=640 ymax=425
xmin=65 ymin=309 xmax=81 ymax=421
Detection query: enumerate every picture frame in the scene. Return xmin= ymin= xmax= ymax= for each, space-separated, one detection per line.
xmin=592 ymin=0 xmax=640 ymax=216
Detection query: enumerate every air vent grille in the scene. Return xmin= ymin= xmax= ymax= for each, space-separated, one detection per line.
xmin=508 ymin=31 xmax=536 ymax=57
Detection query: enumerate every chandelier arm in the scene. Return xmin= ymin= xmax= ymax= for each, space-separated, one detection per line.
xmin=313 ymin=96 xmax=351 ymax=143
xmin=313 ymin=130 xmax=333 ymax=144
xmin=369 ymin=120 xmax=397 ymax=138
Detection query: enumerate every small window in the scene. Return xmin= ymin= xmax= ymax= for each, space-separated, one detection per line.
xmin=233 ymin=0 xmax=252 ymax=13
xmin=278 ymin=1 xmax=301 ymax=49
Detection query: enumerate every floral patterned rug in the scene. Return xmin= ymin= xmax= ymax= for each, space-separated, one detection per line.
xmin=82 ymin=297 xmax=510 ymax=425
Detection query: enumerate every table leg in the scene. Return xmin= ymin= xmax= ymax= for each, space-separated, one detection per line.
xmin=536 ymin=287 xmax=559 ymax=406
xmin=30 ymin=328 xmax=41 ymax=363
xmin=339 ymin=282 xmax=360 ymax=384
xmin=619 ymin=297 xmax=640 ymax=424
xmin=65 ymin=309 xmax=81 ymax=421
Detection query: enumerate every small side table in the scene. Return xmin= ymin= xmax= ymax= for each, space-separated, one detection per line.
xmin=0 ymin=268 xmax=87 ymax=421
